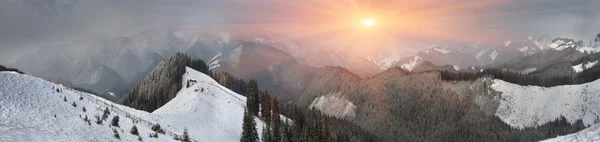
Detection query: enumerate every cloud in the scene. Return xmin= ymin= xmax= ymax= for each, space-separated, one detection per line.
xmin=0 ymin=0 xmax=599 ymax=63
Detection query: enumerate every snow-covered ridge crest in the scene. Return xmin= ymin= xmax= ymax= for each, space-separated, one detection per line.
xmin=0 ymin=67 xmax=266 ymax=142
xmin=544 ymin=123 xmax=600 ymax=141
xmin=366 ymin=54 xmax=402 ymax=71
xmin=0 ymin=72 xmax=179 ymax=141
xmin=420 ymin=47 xmax=453 ymax=54
xmin=492 ymin=79 xmax=600 ymax=129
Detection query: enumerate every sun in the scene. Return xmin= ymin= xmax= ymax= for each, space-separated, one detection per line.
xmin=361 ymin=19 xmax=375 ymax=26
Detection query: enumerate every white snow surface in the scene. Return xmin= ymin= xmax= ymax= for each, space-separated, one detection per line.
xmin=208 ymin=52 xmax=223 ymax=70
xmin=550 ymin=39 xmax=576 ymax=50
xmin=433 ymin=47 xmax=452 ymax=54
xmin=367 ymin=54 xmax=402 ymax=71
xmin=0 ymin=67 xmax=265 ymax=142
xmin=549 ymin=40 xmax=566 ymax=49
xmin=544 ymin=123 xmax=600 ymax=142
xmin=492 ymin=79 xmax=600 ymax=129
xmin=577 ymin=46 xmax=600 ymax=54
xmin=308 ymin=92 xmax=356 ymax=119
xmin=453 ymin=65 xmax=460 ymax=71
xmin=401 ymin=56 xmax=423 ymax=72
xmin=219 ymin=32 xmax=231 ymax=44
xmin=153 ymin=67 xmax=265 ymax=142
xmin=572 ymin=60 xmax=598 ymax=73
xmin=518 ymin=46 xmax=529 ymax=52
xmin=504 ymin=40 xmax=512 ymax=46
xmin=188 ymin=36 xmax=199 ymax=47
xmin=254 ymin=38 xmax=265 ymax=43
xmin=0 ymin=72 xmax=174 ymax=141
xmin=229 ymin=45 xmax=244 ymax=68
xmin=475 ymin=50 xmax=486 ymax=60
xmin=490 ymin=50 xmax=498 ymax=61
xmin=519 ymin=68 xmax=537 ymax=74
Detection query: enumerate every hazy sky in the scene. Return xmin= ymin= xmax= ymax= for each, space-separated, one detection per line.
xmin=1 ymin=0 xmax=600 ymax=63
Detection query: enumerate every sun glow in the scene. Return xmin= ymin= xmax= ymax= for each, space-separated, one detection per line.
xmin=361 ymin=19 xmax=375 ymax=26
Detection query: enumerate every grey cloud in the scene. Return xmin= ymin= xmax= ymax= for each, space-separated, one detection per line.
xmin=1 ymin=0 xmax=600 ymax=64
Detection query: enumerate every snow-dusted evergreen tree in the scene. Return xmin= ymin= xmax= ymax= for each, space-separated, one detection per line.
xmin=130 ymin=125 xmax=139 ymax=136
xmin=111 ymin=116 xmax=119 ymax=127
xmin=182 ymin=128 xmax=191 ymax=142
xmin=241 ymin=108 xmax=258 ymax=142
xmin=246 ymin=80 xmax=260 ymax=116
xmin=260 ymin=91 xmax=271 ymax=124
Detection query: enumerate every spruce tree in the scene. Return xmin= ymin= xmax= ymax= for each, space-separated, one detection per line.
xmin=247 ymin=80 xmax=260 ymax=116
xmin=182 ymin=128 xmax=191 ymax=142
xmin=241 ymin=108 xmax=259 ymax=142
xmin=130 ymin=125 xmax=139 ymax=135
xmin=271 ymin=97 xmax=281 ymax=141
xmin=260 ymin=91 xmax=271 ymax=124
xmin=261 ymin=126 xmax=270 ymax=142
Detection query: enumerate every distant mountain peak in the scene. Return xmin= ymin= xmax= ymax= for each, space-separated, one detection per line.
xmin=549 ymin=38 xmax=582 ymax=50
xmin=420 ymin=47 xmax=455 ymax=55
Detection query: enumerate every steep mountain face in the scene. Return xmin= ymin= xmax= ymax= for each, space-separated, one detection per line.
xmin=120 ymin=53 xmax=208 ymax=112
xmin=393 ymin=47 xmax=478 ymax=72
xmin=367 ymin=54 xmax=402 ymax=71
xmin=11 ymin=28 xmax=221 ymax=100
xmin=491 ymin=36 xmax=600 ymax=77
xmin=209 ymin=41 xmax=319 ymax=101
xmin=296 ymin=66 xmax=591 ymax=141
xmin=72 ymin=64 xmax=127 ymax=101
xmin=475 ymin=38 xmax=544 ymax=67
xmin=548 ymin=38 xmax=583 ymax=50
xmin=0 ymin=67 xmax=265 ymax=141
xmin=495 ymin=48 xmax=587 ymax=72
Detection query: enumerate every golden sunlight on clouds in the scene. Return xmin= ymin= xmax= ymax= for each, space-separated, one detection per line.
xmin=361 ymin=19 xmax=375 ymax=27
xmin=218 ymin=0 xmax=515 ymax=58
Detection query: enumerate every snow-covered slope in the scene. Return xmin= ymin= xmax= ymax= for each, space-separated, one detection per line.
xmin=0 ymin=67 xmax=264 ymax=142
xmin=543 ymin=124 xmax=600 ymax=142
xmin=400 ymin=56 xmax=423 ymax=71
xmin=152 ymin=67 xmax=265 ymax=142
xmin=573 ymin=60 xmax=599 ymax=73
xmin=0 ymin=71 xmax=173 ymax=141
xmin=395 ymin=47 xmax=479 ymax=72
xmin=308 ymin=92 xmax=356 ymax=119
xmin=492 ymin=79 xmax=600 ymax=129
xmin=366 ymin=54 xmax=402 ymax=71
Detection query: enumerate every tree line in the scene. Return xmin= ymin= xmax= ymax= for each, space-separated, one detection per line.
xmin=0 ymin=64 xmax=24 ymax=74
xmin=439 ymin=65 xmax=600 ymax=87
xmin=241 ymin=79 xmax=378 ymax=142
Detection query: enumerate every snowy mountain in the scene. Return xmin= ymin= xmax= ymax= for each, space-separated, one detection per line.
xmin=548 ymin=38 xmax=583 ymax=50
xmin=0 ymin=66 xmax=265 ymax=141
xmin=544 ymin=123 xmax=600 ymax=141
xmin=366 ymin=54 xmax=402 ymax=71
xmin=10 ymin=28 xmax=225 ymax=99
xmin=392 ymin=47 xmax=478 ymax=72
xmin=297 ymin=65 xmax=593 ymax=141
xmin=491 ymin=79 xmax=600 ymax=129
xmin=208 ymin=41 xmax=318 ymax=101
xmin=475 ymin=38 xmax=544 ymax=67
